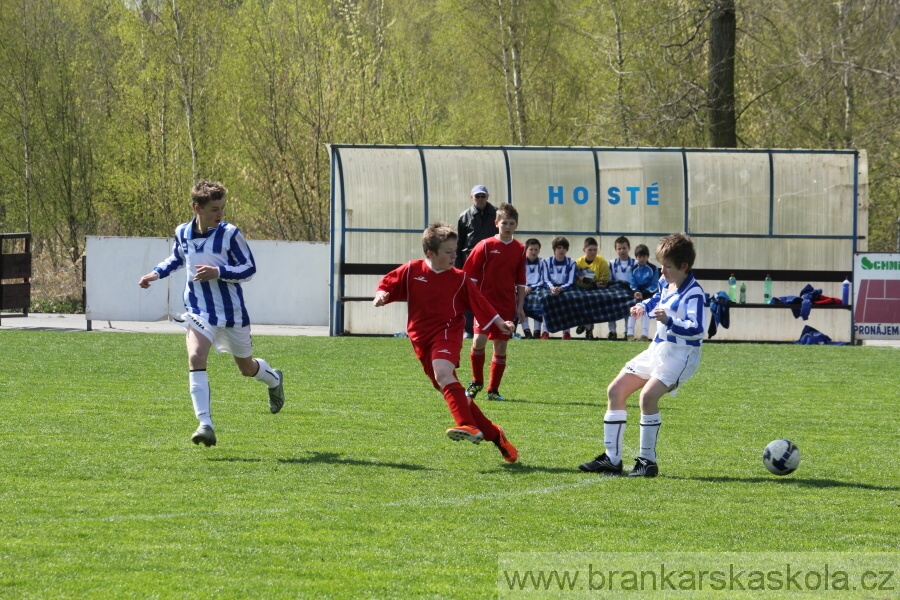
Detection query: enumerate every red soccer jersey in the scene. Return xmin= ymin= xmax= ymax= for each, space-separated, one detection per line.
xmin=377 ymin=260 xmax=501 ymax=343
xmin=463 ymin=236 xmax=526 ymax=320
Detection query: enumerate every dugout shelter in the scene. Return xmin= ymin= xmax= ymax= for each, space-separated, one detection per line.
xmin=330 ymin=145 xmax=867 ymax=342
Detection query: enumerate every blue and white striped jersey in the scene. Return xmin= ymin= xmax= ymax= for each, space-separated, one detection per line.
xmin=540 ymin=256 xmax=577 ymax=290
xmin=609 ymin=257 xmax=636 ymax=283
xmin=154 ymin=219 xmax=256 ymax=327
xmin=642 ymin=273 xmax=706 ymax=346
xmin=525 ymin=258 xmax=545 ymax=288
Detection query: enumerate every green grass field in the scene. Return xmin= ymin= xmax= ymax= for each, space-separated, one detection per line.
xmin=0 ymin=331 xmax=897 ymax=598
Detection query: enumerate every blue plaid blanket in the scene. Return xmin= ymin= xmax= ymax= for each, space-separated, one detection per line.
xmin=523 ymin=281 xmax=638 ymax=332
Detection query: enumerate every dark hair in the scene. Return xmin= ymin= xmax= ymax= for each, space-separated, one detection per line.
xmin=422 ymin=222 xmax=457 ymax=255
xmin=583 ymin=237 xmax=598 ymax=248
xmin=656 ymin=233 xmax=696 ymax=270
xmin=496 ymin=203 xmax=518 ymax=222
xmin=634 ymin=244 xmax=650 ymax=258
xmin=614 ymin=236 xmax=630 ymax=248
xmin=525 ymin=238 xmax=541 ymax=249
xmin=191 ymin=180 xmax=227 ymax=207
xmin=551 ymin=236 xmax=569 ymax=251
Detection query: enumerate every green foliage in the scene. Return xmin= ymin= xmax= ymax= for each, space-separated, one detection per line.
xmin=0 ymin=0 xmax=897 ymax=253
xmin=0 ymin=333 xmax=897 ymax=597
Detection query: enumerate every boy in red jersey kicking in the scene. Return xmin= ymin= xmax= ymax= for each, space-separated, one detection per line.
xmin=373 ymin=223 xmax=518 ymax=463
xmin=463 ymin=203 xmax=527 ymax=402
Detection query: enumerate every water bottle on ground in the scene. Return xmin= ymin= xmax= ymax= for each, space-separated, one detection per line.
xmin=842 ymin=276 xmax=850 ymax=305
xmin=739 ymin=282 xmax=746 ymax=304
xmin=728 ymin=274 xmax=737 ymax=302
xmin=763 ymin=274 xmax=773 ymax=304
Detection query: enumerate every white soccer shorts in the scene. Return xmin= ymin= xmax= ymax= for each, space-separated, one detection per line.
xmin=622 ymin=341 xmax=701 ymax=397
xmin=180 ymin=312 xmax=254 ymax=358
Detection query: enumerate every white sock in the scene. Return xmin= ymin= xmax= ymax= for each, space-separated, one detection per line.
xmin=608 ymin=321 xmax=617 ymax=334
xmin=626 ymin=316 xmax=635 ymax=336
xmin=603 ymin=409 xmax=628 ymax=464
xmin=641 ymin=315 xmax=650 ymax=337
xmin=638 ymin=412 xmax=662 ymax=462
xmin=254 ymin=358 xmax=280 ymax=388
xmin=189 ymin=369 xmax=213 ymax=426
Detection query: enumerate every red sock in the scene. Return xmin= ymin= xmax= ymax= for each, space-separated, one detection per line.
xmin=470 ymin=348 xmax=486 ymax=383
xmin=468 ymin=401 xmax=500 ymax=441
xmin=441 ymin=382 xmax=476 ymax=427
xmin=488 ymin=354 xmax=506 ymax=391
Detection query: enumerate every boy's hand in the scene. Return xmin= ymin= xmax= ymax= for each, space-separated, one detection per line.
xmin=631 ymin=304 xmax=645 ymax=318
xmin=634 ymin=291 xmax=643 ymax=299
xmin=495 ymin=319 xmax=512 ymax=335
xmin=653 ymin=307 xmax=668 ymax=323
xmin=193 ymin=265 xmax=219 ymax=281
xmin=373 ymin=291 xmax=389 ymax=307
xmin=138 ymin=272 xmax=159 ymax=288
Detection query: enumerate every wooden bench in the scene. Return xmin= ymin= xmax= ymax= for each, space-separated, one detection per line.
xmin=0 ymin=232 xmax=32 ymax=324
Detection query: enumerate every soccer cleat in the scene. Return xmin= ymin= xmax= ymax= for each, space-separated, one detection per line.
xmin=268 ymin=369 xmax=285 ymax=414
xmin=466 ymin=381 xmax=484 ymax=399
xmin=493 ymin=427 xmax=518 ymax=463
xmin=522 ymin=329 xmax=533 ymax=339
xmin=463 ymin=331 xmax=474 ymax=340
xmin=575 ymin=325 xmax=585 ymax=335
xmin=446 ymin=425 xmax=483 ymax=444
xmin=191 ymin=424 xmax=217 ymax=447
xmin=487 ymin=390 xmax=505 ymax=402
xmin=585 ymin=330 xmax=595 ymax=340
xmin=540 ymin=332 xmax=550 ymax=340
xmin=608 ymin=332 xmax=618 ymax=340
xmin=578 ymin=453 xmax=623 ymax=475
xmin=562 ymin=331 xmax=572 ymax=340
xmin=628 ymin=457 xmax=659 ymax=477
xmin=626 ymin=334 xmax=636 ymax=342
xmin=640 ymin=335 xmax=650 ymax=342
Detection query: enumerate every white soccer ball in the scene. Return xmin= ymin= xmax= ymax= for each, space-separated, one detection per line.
xmin=762 ymin=439 xmax=801 ymax=476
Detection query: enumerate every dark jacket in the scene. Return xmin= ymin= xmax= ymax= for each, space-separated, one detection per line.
xmin=454 ymin=203 xmax=498 ymax=268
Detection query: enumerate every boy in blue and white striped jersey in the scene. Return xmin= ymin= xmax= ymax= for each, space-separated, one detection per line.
xmin=138 ymin=180 xmax=285 ymax=447
xmin=520 ymin=238 xmax=545 ymax=339
xmin=579 ymin=233 xmax=706 ymax=477
xmin=606 ymin=236 xmax=636 ymax=340
xmin=539 ymin=236 xmax=577 ymax=339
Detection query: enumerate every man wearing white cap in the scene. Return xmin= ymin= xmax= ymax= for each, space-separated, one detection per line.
xmin=456 ymin=185 xmax=499 ymax=338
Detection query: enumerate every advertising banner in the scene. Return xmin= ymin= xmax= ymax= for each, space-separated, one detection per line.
xmin=852 ymin=253 xmax=900 ymax=340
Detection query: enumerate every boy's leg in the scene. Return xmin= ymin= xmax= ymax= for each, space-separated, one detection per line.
xmin=641 ymin=314 xmax=651 ymax=339
xmin=607 ymin=320 xmax=618 ymax=339
xmin=628 ymin=378 xmax=669 ymax=477
xmin=579 ymin=372 xmax=644 ymax=473
xmin=467 ymin=334 xmax=488 ymax=398
xmin=433 ymin=358 xmax=480 ymax=441
xmin=604 ymin=372 xmax=645 ymax=462
xmin=626 ymin=315 xmax=636 ymax=340
xmin=487 ymin=337 xmax=508 ymax=399
xmin=186 ymin=327 xmax=216 ymax=445
xmin=229 ymin=325 xmax=285 ymax=413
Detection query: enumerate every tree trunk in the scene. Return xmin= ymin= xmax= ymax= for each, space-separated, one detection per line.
xmin=708 ymin=0 xmax=736 ymax=147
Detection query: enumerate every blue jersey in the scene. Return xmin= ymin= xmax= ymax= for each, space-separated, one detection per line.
xmin=154 ymin=219 xmax=256 ymax=327
xmin=642 ymin=273 xmax=706 ymax=346
xmin=540 ymin=256 xmax=576 ymax=290
xmin=630 ymin=263 xmax=659 ymax=294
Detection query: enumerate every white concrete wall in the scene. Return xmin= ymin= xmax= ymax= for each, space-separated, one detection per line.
xmin=85 ymin=236 xmax=329 ymax=326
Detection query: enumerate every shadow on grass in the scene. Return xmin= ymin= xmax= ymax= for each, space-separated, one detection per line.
xmin=278 ymin=451 xmax=433 ymax=471
xmin=480 ymin=462 xmax=579 ymax=475
xmin=206 ymin=457 xmax=264 ymax=463
xmin=668 ymin=475 xmax=900 ymax=491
